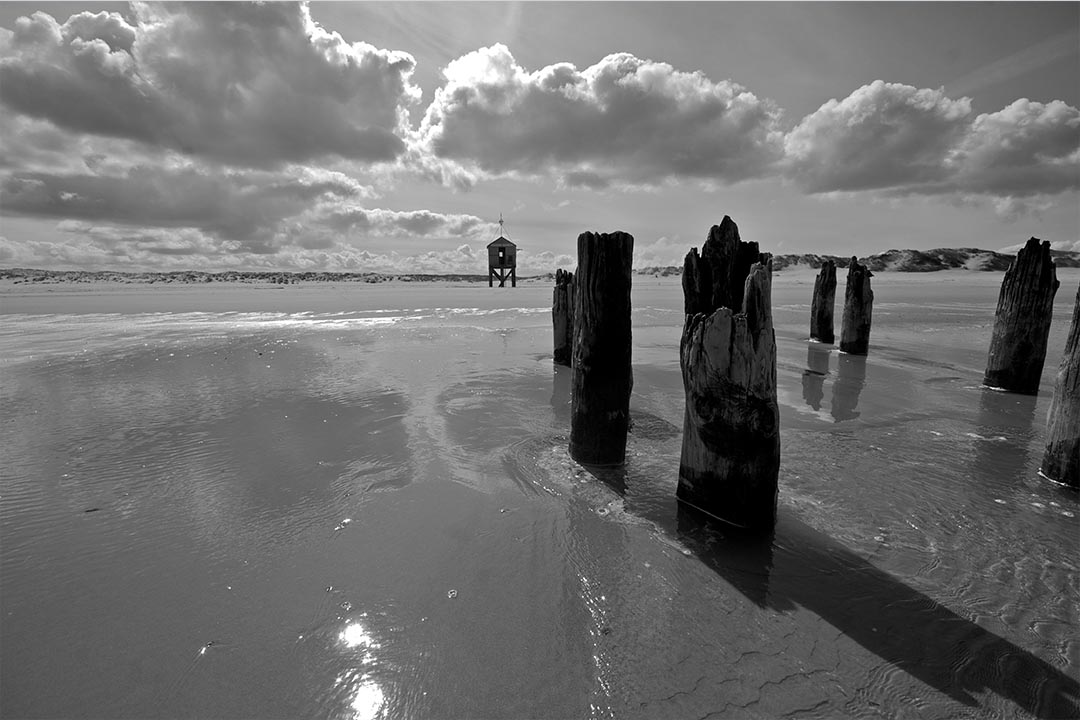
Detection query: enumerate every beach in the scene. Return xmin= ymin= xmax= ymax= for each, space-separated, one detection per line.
xmin=1 ymin=268 xmax=1078 ymax=719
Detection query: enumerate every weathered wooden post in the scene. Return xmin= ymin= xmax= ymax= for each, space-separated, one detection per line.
xmin=984 ymin=238 xmax=1060 ymax=394
xmin=810 ymin=260 xmax=837 ymax=343
xmin=839 ymin=258 xmax=873 ymax=355
xmin=569 ymin=231 xmax=634 ymax=465
xmin=1041 ymin=284 xmax=1079 ymax=488
xmin=552 ymin=268 xmax=574 ymax=366
xmin=677 ymin=217 xmax=779 ymax=531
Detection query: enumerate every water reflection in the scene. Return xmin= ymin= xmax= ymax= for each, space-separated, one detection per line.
xmin=972 ymin=388 xmax=1038 ymax=482
xmin=675 ymin=507 xmax=1080 ymax=718
xmin=551 ymin=362 xmax=572 ymax=421
xmin=340 ymin=621 xmax=380 ymax=654
xmin=802 ymin=344 xmax=830 ymax=411
xmin=832 ymin=353 xmax=867 ymax=422
xmin=565 ymin=461 xmax=634 ymax=718
xmin=337 ymin=619 xmax=386 ymax=720
xmin=349 ymin=680 xmax=385 ymax=720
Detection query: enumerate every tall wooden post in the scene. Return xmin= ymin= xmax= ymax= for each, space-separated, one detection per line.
xmin=569 ymin=232 xmax=634 ymax=465
xmin=839 ymin=258 xmax=873 ymax=355
xmin=1042 ymin=284 xmax=1079 ymax=488
xmin=552 ymin=268 xmax=574 ymax=366
xmin=810 ymin=260 xmax=837 ymax=344
xmin=984 ymin=238 xmax=1060 ymax=394
xmin=677 ymin=217 xmax=779 ymax=531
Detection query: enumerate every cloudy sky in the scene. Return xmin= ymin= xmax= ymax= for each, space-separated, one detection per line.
xmin=0 ymin=2 xmax=1077 ymax=274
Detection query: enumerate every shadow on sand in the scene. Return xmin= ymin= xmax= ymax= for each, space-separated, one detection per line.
xmin=560 ymin=364 xmax=1078 ymax=719
xmin=673 ymin=504 xmax=1079 ymax=719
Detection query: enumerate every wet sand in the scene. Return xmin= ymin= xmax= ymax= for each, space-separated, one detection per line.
xmin=1 ymin=269 xmax=1077 ymax=719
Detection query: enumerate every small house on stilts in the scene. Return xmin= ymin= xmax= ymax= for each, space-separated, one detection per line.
xmin=488 ymin=216 xmax=517 ymax=288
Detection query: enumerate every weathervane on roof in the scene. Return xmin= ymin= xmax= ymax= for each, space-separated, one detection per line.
xmin=487 ymin=213 xmax=518 ymax=288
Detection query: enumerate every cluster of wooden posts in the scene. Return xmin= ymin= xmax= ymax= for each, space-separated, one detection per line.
xmin=552 ymin=223 xmax=1079 ymax=532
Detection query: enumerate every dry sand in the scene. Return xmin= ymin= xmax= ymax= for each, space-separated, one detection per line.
xmin=3 ymin=267 xmax=1077 ymax=315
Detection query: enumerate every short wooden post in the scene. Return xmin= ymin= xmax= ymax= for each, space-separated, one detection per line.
xmin=810 ymin=260 xmax=837 ymax=343
xmin=552 ymin=268 xmax=574 ymax=366
xmin=984 ymin=238 xmax=1060 ymax=394
xmin=677 ymin=217 xmax=779 ymax=531
xmin=839 ymin=258 xmax=873 ymax=355
xmin=569 ymin=231 xmax=634 ymax=465
xmin=1041 ymin=284 xmax=1079 ymax=488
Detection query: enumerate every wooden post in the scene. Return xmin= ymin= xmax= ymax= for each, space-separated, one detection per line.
xmin=839 ymin=258 xmax=873 ymax=355
xmin=1041 ymin=284 xmax=1079 ymax=488
xmin=552 ymin=268 xmax=574 ymax=366
xmin=569 ymin=231 xmax=634 ymax=465
xmin=677 ymin=217 xmax=779 ymax=531
xmin=984 ymin=238 xmax=1060 ymax=394
xmin=810 ymin=260 xmax=837 ymax=344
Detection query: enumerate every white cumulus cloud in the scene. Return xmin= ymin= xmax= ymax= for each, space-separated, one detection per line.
xmin=946 ymin=99 xmax=1080 ymax=197
xmin=783 ymin=81 xmax=1079 ymax=203
xmin=784 ymin=80 xmax=972 ymax=193
xmin=418 ymin=44 xmax=784 ymax=188
xmin=0 ymin=3 xmax=420 ymax=167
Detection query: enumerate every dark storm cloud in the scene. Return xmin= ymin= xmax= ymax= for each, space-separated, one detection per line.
xmin=1 ymin=165 xmax=361 ymax=247
xmin=0 ymin=3 xmax=419 ymax=167
xmin=321 ymin=206 xmax=485 ymax=238
xmin=561 ymin=171 xmax=610 ymax=190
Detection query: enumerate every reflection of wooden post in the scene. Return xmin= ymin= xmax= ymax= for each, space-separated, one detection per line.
xmin=802 ymin=344 xmax=830 ymax=411
xmin=678 ymin=217 xmax=779 ymax=531
xmin=839 ymin=258 xmax=873 ymax=355
xmin=1042 ymin=285 xmax=1079 ymax=488
xmin=552 ymin=269 xmax=574 ymax=366
xmin=810 ymin=260 xmax=836 ymax=343
xmin=831 ymin=353 xmax=867 ymax=423
xmin=984 ymin=238 xmax=1060 ymax=394
xmin=569 ymin=232 xmax=634 ymax=465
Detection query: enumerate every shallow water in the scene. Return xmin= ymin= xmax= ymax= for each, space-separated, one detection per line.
xmin=1 ymin=274 xmax=1078 ymax=719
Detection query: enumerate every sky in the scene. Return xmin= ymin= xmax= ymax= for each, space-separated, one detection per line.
xmin=0 ymin=1 xmax=1077 ymax=274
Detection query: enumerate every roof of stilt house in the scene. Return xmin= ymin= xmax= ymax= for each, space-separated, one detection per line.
xmin=487 ymin=215 xmax=516 ymax=248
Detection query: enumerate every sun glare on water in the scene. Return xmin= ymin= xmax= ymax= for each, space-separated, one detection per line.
xmin=337 ymin=621 xmax=385 ymax=719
